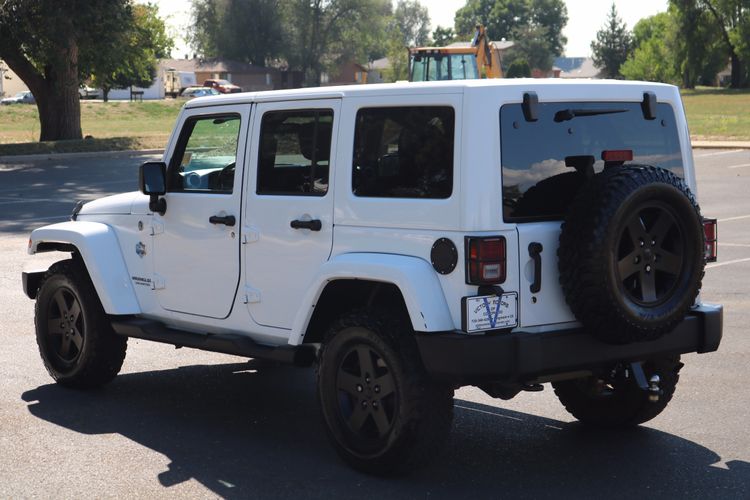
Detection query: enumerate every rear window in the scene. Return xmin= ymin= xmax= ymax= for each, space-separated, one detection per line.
xmin=501 ymin=101 xmax=683 ymax=222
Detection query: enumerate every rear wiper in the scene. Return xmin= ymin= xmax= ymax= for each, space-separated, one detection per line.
xmin=554 ymin=108 xmax=628 ymax=122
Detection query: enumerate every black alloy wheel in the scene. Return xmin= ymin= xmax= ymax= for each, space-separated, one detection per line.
xmin=45 ymin=288 xmax=85 ymax=368
xmin=616 ymin=201 xmax=686 ymax=306
xmin=335 ymin=344 xmax=397 ymax=443
xmin=35 ymin=259 xmax=127 ymax=388
xmin=317 ymin=309 xmax=454 ymax=475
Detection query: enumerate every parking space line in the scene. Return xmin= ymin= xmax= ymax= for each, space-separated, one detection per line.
xmin=707 ymin=257 xmax=750 ymax=269
xmin=720 ymin=243 xmax=750 ymax=248
xmin=693 ymin=149 xmax=743 ymax=158
xmin=0 ymin=179 xmax=135 ymax=195
xmin=0 ymin=197 xmax=77 ymax=205
xmin=727 ymin=163 xmax=750 ymax=169
xmin=718 ymin=214 xmax=750 ymax=223
xmin=3 ymin=215 xmax=68 ymax=223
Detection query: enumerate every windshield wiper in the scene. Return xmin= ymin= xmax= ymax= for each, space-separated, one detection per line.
xmin=554 ymin=108 xmax=628 ymax=122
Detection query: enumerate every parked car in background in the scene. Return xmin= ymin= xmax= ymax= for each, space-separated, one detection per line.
xmin=1 ymin=91 xmax=35 ymax=105
xmin=78 ymin=85 xmax=100 ymax=100
xmin=165 ymin=69 xmax=197 ymax=98
xmin=180 ymin=86 xmax=220 ymax=99
xmin=203 ymin=78 xmax=242 ymax=94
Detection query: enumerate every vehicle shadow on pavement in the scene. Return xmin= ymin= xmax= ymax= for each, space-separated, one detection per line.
xmin=22 ymin=361 xmax=749 ymax=499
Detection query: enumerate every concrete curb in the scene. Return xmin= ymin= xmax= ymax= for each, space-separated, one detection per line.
xmin=692 ymin=141 xmax=750 ymax=149
xmin=0 ymin=149 xmax=163 ymax=163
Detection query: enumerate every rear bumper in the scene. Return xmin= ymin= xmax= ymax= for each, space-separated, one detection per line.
xmin=415 ymin=303 xmax=723 ymax=383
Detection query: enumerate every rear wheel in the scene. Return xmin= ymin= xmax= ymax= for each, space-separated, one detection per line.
xmin=317 ymin=310 xmax=454 ymax=475
xmin=35 ymin=259 xmax=127 ymax=388
xmin=553 ymin=356 xmax=682 ymax=427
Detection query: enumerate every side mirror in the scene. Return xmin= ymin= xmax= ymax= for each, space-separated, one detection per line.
xmin=139 ymin=161 xmax=167 ymax=215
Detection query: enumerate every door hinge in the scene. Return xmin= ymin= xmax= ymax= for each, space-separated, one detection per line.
xmin=243 ymin=286 xmax=261 ymax=304
xmin=150 ymin=221 xmax=164 ymax=236
xmin=152 ymin=273 xmax=166 ymax=290
xmin=242 ymin=226 xmax=260 ymax=244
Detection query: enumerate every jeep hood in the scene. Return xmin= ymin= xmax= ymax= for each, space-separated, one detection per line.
xmin=78 ymin=191 xmax=150 ymax=216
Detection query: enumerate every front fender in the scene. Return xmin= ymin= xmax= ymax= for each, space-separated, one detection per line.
xmin=289 ymin=253 xmax=454 ymax=345
xmin=29 ymin=221 xmax=141 ymax=315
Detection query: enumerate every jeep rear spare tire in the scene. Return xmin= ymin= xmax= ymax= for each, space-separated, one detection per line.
xmin=558 ymin=165 xmax=705 ymax=344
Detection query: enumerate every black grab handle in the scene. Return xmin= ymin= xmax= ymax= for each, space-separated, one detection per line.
xmin=290 ymin=219 xmax=322 ymax=231
xmin=209 ymin=215 xmax=236 ymax=226
xmin=528 ymin=242 xmax=543 ymax=294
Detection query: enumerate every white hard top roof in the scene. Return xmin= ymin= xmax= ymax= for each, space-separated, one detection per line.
xmin=185 ymin=79 xmax=677 ymax=108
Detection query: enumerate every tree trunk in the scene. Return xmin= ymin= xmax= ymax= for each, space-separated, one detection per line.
xmin=730 ymin=52 xmax=742 ymax=89
xmin=103 ymin=86 xmax=110 ymax=103
xmin=35 ymin=37 xmax=82 ymax=141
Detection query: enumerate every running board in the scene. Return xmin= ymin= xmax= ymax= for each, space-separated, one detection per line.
xmin=110 ymin=317 xmax=316 ymax=367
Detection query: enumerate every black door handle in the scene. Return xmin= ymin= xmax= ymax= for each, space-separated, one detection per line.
xmin=290 ymin=219 xmax=322 ymax=231
xmin=528 ymin=242 xmax=543 ymax=294
xmin=209 ymin=215 xmax=236 ymax=226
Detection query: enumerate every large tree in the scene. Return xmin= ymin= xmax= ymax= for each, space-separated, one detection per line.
xmin=591 ymin=3 xmax=633 ymax=79
xmin=281 ymin=0 xmax=391 ymax=86
xmin=189 ymin=0 xmax=283 ymax=66
xmin=89 ymin=3 xmax=173 ymax=101
xmin=620 ymin=13 xmax=679 ymax=83
xmin=454 ymin=0 xmax=567 ymax=70
xmin=701 ymin=0 xmax=750 ymax=88
xmin=0 ymin=0 xmax=131 ymax=141
xmin=391 ymin=0 xmax=431 ymax=47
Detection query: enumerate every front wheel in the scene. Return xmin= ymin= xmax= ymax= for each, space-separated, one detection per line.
xmin=35 ymin=259 xmax=127 ymax=388
xmin=552 ymin=356 xmax=682 ymax=428
xmin=317 ymin=310 xmax=454 ymax=475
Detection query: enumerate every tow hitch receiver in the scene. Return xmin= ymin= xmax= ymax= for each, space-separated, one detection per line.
xmin=630 ymin=362 xmax=661 ymax=403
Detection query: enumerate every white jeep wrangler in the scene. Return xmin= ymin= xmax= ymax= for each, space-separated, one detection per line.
xmin=23 ymin=80 xmax=722 ymax=475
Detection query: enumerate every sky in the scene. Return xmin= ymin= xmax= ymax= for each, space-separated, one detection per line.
xmin=150 ymin=0 xmax=670 ymax=59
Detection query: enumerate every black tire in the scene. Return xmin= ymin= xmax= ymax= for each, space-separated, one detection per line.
xmin=35 ymin=259 xmax=127 ymax=388
xmin=317 ymin=309 xmax=454 ymax=475
xmin=558 ymin=165 xmax=705 ymax=344
xmin=553 ymin=356 xmax=682 ymax=427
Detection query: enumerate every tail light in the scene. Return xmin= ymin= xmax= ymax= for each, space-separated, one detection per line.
xmin=465 ymin=236 xmax=506 ymax=285
xmin=601 ymin=149 xmax=633 ymax=162
xmin=703 ymin=218 xmax=717 ymax=262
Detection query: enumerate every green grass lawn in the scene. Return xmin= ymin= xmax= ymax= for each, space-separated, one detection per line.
xmin=0 ymin=99 xmax=183 ymax=154
xmin=680 ymin=87 xmax=750 ymax=141
xmin=0 ymin=88 xmax=749 ymax=156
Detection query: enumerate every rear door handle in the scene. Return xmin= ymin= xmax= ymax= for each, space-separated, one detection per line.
xmin=209 ymin=215 xmax=236 ymax=226
xmin=290 ymin=219 xmax=322 ymax=231
xmin=528 ymin=242 xmax=543 ymax=293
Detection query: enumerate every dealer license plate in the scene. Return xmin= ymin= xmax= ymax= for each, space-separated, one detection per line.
xmin=462 ymin=293 xmax=518 ymax=333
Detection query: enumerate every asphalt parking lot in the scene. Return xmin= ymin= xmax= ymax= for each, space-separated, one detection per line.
xmin=0 ymin=150 xmax=749 ymax=498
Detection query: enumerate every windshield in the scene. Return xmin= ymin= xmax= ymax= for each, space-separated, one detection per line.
xmin=501 ymin=101 xmax=683 ymax=222
xmin=410 ymin=53 xmax=479 ymax=81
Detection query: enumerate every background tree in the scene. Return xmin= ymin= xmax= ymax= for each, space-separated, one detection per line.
xmin=281 ymin=0 xmax=390 ymax=86
xmin=391 ymin=0 xmax=431 ymax=47
xmin=591 ymin=3 xmax=633 ymax=78
xmin=0 ymin=0 xmax=131 ymax=141
xmin=668 ymin=1 xmax=726 ymax=88
xmin=701 ymin=0 xmax=750 ymax=88
xmin=620 ymin=13 xmax=679 ymax=83
xmin=89 ymin=3 xmax=172 ymax=102
xmin=189 ymin=0 xmax=282 ymax=66
xmin=505 ymin=58 xmax=531 ymax=77
xmin=454 ymin=0 xmax=567 ymax=71
xmin=432 ymin=26 xmax=456 ymax=47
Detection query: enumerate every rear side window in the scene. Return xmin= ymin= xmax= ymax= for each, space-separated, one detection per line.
xmin=257 ymin=109 xmax=333 ymax=196
xmin=501 ymin=102 xmax=682 ymax=222
xmin=352 ymin=106 xmax=454 ymax=198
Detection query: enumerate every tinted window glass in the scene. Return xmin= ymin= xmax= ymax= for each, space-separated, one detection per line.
xmin=353 ymin=107 xmax=454 ymax=198
xmin=257 ymin=110 xmax=333 ymax=196
xmin=170 ymin=115 xmax=240 ymax=193
xmin=501 ymin=102 xmax=682 ymax=221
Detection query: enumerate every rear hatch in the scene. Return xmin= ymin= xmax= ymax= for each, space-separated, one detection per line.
xmin=500 ymin=98 xmax=684 ymax=328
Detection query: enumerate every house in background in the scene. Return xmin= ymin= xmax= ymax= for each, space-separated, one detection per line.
xmin=553 ymin=57 xmax=601 ymax=79
xmin=0 ymin=61 xmax=30 ymax=97
xmin=160 ymin=58 xmax=280 ymax=92
xmin=321 ymin=60 xmax=369 ymax=86
xmin=367 ymin=57 xmax=391 ymax=84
